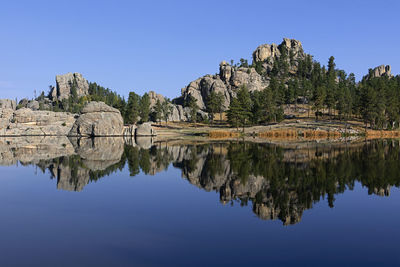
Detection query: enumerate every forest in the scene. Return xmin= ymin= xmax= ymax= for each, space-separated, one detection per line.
xmin=227 ymin=47 xmax=400 ymax=130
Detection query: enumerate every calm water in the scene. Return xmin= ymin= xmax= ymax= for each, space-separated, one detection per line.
xmin=0 ymin=137 xmax=399 ymax=266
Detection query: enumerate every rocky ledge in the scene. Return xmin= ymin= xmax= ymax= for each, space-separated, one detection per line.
xmin=0 ymin=101 xmax=156 ymax=137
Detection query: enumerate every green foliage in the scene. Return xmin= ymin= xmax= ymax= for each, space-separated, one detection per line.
xmin=139 ymin=93 xmax=151 ymax=122
xmin=87 ymin=82 xmax=126 ymax=114
xmin=125 ymin=92 xmax=140 ymax=124
xmin=186 ymin=95 xmax=199 ymax=124
xmin=227 ymin=86 xmax=252 ymax=131
xmin=154 ymin=99 xmax=163 ymax=125
xmin=207 ymin=91 xmax=224 ymax=123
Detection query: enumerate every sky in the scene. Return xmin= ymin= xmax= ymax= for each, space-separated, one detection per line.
xmin=1 ymin=0 xmax=400 ymax=101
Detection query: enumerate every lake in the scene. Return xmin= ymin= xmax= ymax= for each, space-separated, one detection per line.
xmin=0 ymin=137 xmax=399 ymax=266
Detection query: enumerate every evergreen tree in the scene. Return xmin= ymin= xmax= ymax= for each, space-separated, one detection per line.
xmin=139 ymin=93 xmax=151 ymax=122
xmin=313 ymin=85 xmax=326 ymax=120
xmin=186 ymin=95 xmax=199 ymax=126
xmin=207 ymin=91 xmax=224 ymax=124
xmin=227 ymin=86 xmax=252 ymax=131
xmin=227 ymin=97 xmax=242 ymax=131
xmin=154 ymin=99 xmax=163 ymax=125
xmin=325 ymin=56 xmax=337 ymax=118
xmin=126 ymin=92 xmax=140 ymax=124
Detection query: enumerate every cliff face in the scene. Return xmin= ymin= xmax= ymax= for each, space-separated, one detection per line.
xmin=50 ymin=72 xmax=89 ymax=101
xmin=178 ymin=38 xmax=307 ymax=111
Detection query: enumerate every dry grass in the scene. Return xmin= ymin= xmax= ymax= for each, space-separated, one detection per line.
xmin=366 ymin=130 xmax=400 ymax=138
xmin=258 ymin=129 xmax=298 ymax=139
xmin=258 ymin=129 xmax=341 ymax=140
xmin=208 ymin=131 xmax=240 ymax=139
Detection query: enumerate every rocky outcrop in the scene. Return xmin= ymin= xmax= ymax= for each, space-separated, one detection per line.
xmin=149 ymin=91 xmax=189 ymax=122
xmin=50 ymin=72 xmax=89 ymax=101
xmin=0 ymin=108 xmax=76 ymax=136
xmin=370 ymin=65 xmax=392 ymax=78
xmin=26 ymin=100 xmax=40 ymax=111
xmin=148 ymin=91 xmax=165 ymax=108
xmin=0 ymin=99 xmax=16 ymax=110
xmin=253 ymin=38 xmax=305 ymax=74
xmin=68 ymin=102 xmax=124 ymax=137
xmin=179 ymin=38 xmax=306 ymax=111
xmin=0 ymin=101 xmax=157 ymax=137
xmin=136 ymin=122 xmax=157 ymax=136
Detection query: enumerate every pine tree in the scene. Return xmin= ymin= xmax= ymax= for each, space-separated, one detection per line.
xmin=186 ymin=95 xmax=199 ymax=126
xmin=154 ymin=99 xmax=163 ymax=125
xmin=126 ymin=92 xmax=140 ymax=124
xmin=227 ymin=97 xmax=242 ymax=131
xmin=139 ymin=93 xmax=151 ymax=122
xmin=325 ymin=56 xmax=337 ymax=118
xmin=207 ymin=91 xmax=224 ymax=124
xmin=313 ymin=85 xmax=326 ymax=120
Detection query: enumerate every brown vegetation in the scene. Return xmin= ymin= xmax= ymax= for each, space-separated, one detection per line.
xmin=258 ymin=129 xmax=341 ymax=140
xmin=366 ymin=130 xmax=400 ymax=138
xmin=208 ymin=131 xmax=240 ymax=139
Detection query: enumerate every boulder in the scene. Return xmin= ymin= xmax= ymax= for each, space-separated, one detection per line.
xmin=0 ymin=99 xmax=16 ymax=110
xmin=68 ymin=102 xmax=124 ymax=137
xmin=50 ymin=72 xmax=89 ymax=101
xmin=136 ymin=122 xmax=157 ymax=136
xmin=27 ymin=100 xmax=40 ymax=110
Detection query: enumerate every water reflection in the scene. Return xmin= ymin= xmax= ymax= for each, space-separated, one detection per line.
xmin=1 ymin=137 xmax=399 ymax=225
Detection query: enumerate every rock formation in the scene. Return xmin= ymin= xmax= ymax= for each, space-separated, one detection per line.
xmin=0 ymin=99 xmax=16 ymax=110
xmin=370 ymin=65 xmax=392 ymax=78
xmin=136 ymin=122 xmax=157 ymax=136
xmin=68 ymin=102 xmax=124 ymax=137
xmin=252 ymin=38 xmax=305 ymax=74
xmin=149 ymin=91 xmax=189 ymax=122
xmin=0 ymin=100 xmax=157 ymax=137
xmin=50 ymin=72 xmax=89 ymax=101
xmin=178 ymin=38 xmax=306 ymax=111
xmin=0 ymin=107 xmax=76 ymax=136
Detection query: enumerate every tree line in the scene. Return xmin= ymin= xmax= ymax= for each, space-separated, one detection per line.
xmin=226 ymin=49 xmax=400 ymax=130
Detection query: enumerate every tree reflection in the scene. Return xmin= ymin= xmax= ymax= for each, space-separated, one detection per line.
xmin=2 ymin=137 xmax=400 ymax=224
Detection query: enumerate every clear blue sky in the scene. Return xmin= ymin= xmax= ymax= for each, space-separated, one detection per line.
xmin=1 ymin=0 xmax=399 ymax=101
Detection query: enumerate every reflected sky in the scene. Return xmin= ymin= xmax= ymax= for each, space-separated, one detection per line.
xmin=0 ymin=138 xmax=399 ymax=266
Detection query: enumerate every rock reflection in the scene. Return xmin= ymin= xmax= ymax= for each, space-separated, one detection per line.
xmin=1 ymin=137 xmax=400 ymax=224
